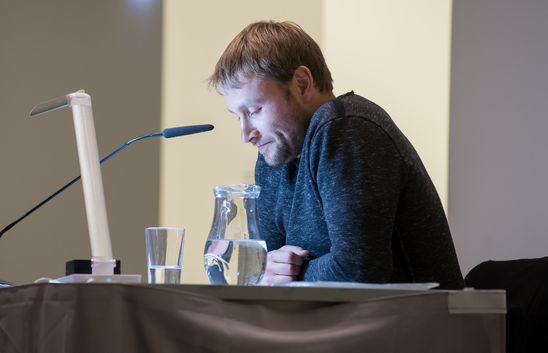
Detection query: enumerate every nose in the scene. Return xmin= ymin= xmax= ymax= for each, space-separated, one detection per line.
xmin=240 ymin=117 xmax=259 ymax=144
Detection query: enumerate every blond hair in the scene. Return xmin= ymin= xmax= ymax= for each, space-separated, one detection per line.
xmin=209 ymin=20 xmax=333 ymax=93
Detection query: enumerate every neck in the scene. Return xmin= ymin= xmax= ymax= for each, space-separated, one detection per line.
xmin=307 ymin=91 xmax=336 ymax=116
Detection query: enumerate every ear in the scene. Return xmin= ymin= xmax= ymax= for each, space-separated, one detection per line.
xmin=292 ymin=65 xmax=314 ymax=102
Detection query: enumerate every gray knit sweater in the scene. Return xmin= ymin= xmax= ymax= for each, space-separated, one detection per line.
xmin=255 ymin=92 xmax=464 ymax=289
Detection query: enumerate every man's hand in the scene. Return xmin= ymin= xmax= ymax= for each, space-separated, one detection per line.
xmin=261 ymin=245 xmax=309 ymax=285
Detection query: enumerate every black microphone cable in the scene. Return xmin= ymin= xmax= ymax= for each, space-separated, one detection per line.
xmin=0 ymin=124 xmax=214 ymax=239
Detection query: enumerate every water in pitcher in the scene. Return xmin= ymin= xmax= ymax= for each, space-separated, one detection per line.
xmin=204 ymin=239 xmax=267 ymax=285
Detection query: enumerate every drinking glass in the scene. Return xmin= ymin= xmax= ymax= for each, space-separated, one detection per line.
xmin=145 ymin=227 xmax=185 ymax=284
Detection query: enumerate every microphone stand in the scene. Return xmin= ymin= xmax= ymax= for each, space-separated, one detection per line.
xmin=0 ymin=132 xmax=161 ymax=239
xmin=0 ymin=125 xmax=213 ymax=239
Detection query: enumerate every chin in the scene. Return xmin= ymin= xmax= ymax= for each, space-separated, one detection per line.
xmin=261 ymin=153 xmax=280 ymax=167
xmin=262 ymin=142 xmax=299 ymax=167
xmin=264 ymin=153 xmax=298 ymax=167
xmin=263 ymin=156 xmax=281 ymax=167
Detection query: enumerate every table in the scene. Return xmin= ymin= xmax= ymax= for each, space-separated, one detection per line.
xmin=0 ymin=283 xmax=505 ymax=353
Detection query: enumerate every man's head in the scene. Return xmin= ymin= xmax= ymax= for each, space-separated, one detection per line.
xmin=209 ymin=21 xmax=334 ymax=167
xmin=208 ymin=20 xmax=332 ymax=93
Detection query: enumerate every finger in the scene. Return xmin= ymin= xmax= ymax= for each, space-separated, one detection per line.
xmin=279 ymin=245 xmax=309 ymax=256
xmin=269 ymin=261 xmax=302 ymax=276
xmin=268 ymin=274 xmax=296 ymax=284
xmin=268 ymin=250 xmax=304 ymax=266
xmin=269 ymin=249 xmax=309 ymax=265
xmin=260 ymin=271 xmax=295 ymax=286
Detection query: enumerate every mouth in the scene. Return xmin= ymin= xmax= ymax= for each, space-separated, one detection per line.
xmin=257 ymin=141 xmax=272 ymax=154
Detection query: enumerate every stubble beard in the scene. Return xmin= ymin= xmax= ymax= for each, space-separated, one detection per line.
xmin=263 ymin=89 xmax=310 ymax=167
xmin=264 ymin=135 xmax=302 ymax=167
xmin=263 ymin=119 xmax=308 ymax=167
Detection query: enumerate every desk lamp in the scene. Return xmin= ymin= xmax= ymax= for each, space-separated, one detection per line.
xmin=30 ymin=90 xmax=140 ymax=283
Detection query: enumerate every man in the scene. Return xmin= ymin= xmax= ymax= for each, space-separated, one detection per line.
xmin=209 ymin=20 xmax=464 ymax=289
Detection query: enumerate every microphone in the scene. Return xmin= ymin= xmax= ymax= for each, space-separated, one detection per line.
xmin=161 ymin=125 xmax=214 ymax=138
xmin=0 ymin=124 xmax=214 ymax=239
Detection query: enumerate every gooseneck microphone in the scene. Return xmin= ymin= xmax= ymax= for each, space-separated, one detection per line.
xmin=0 ymin=124 xmax=214 ymax=239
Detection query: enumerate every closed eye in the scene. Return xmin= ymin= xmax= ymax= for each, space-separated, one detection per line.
xmin=249 ymin=107 xmax=262 ymax=118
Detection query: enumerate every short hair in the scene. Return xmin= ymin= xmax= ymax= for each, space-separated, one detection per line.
xmin=209 ymin=20 xmax=333 ymax=93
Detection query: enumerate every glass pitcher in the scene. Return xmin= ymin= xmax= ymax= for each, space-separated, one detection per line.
xmin=203 ymin=184 xmax=267 ymax=285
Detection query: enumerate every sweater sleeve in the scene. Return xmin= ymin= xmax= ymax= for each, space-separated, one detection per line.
xmin=302 ymin=116 xmax=405 ymax=282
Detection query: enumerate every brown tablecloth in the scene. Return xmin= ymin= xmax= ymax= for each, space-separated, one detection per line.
xmin=0 ymin=283 xmax=504 ymax=353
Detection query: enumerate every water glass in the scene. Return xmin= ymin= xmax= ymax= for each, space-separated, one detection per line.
xmin=145 ymin=227 xmax=185 ymax=284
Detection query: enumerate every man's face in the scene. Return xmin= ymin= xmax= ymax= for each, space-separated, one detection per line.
xmin=223 ymin=75 xmax=310 ymax=166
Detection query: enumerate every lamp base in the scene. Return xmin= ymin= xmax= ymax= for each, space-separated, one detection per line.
xmin=60 ymin=259 xmax=141 ymax=283
xmin=55 ymin=273 xmax=142 ymax=283
xmin=66 ymin=259 xmax=121 ymax=275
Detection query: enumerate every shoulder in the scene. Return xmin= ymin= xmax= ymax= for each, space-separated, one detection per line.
xmin=305 ymin=93 xmax=398 ymax=152
xmin=310 ymin=92 xmax=391 ymax=126
xmin=306 ymin=92 xmax=395 ymax=141
xmin=305 ymin=92 xmax=419 ymax=166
